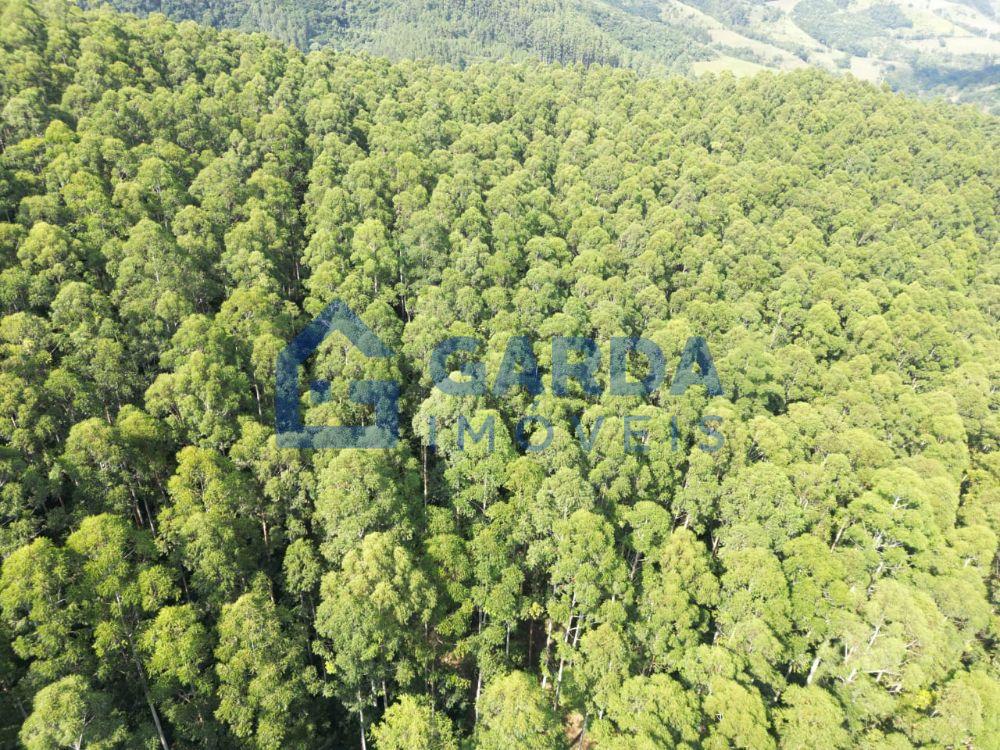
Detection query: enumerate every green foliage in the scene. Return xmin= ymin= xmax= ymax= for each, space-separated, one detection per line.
xmin=0 ymin=1 xmax=997 ymax=748
xmin=214 ymin=590 xmax=315 ymax=749
xmin=372 ymin=694 xmax=459 ymax=750
xmin=95 ymin=0 xmax=712 ymax=73
xmin=20 ymin=675 xmax=127 ymax=750
xmin=92 ymin=0 xmax=999 ymax=110
xmin=793 ymin=0 xmax=884 ymax=57
xmin=475 ymin=671 xmax=562 ymax=750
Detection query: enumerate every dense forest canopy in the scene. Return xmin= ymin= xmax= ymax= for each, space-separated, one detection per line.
xmin=88 ymin=0 xmax=714 ymax=69
xmin=0 ymin=0 xmax=999 ymax=748
xmin=88 ymin=0 xmax=1000 ymax=111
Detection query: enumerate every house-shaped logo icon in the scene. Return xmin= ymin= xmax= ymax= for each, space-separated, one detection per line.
xmin=275 ymin=300 xmax=398 ymax=449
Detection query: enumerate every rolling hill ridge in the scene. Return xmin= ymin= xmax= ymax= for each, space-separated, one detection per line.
xmin=97 ymin=0 xmax=999 ymax=109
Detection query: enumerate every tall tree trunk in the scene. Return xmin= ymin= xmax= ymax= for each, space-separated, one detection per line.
xmin=141 ymin=494 xmax=157 ymax=536
xmin=554 ymin=655 xmax=565 ymax=709
xmin=127 ymin=625 xmax=170 ymax=750
xmin=474 ymin=669 xmax=482 ymax=725
xmin=528 ymin=619 xmax=535 ymax=667
xmin=115 ymin=594 xmax=170 ymax=750
xmin=358 ymin=694 xmax=367 ymax=750
xmin=422 ymin=444 xmax=428 ymax=504
xmin=806 ymin=654 xmax=822 ymax=685
xmin=540 ymin=618 xmax=553 ymax=689
xmin=474 ymin=607 xmax=484 ymax=724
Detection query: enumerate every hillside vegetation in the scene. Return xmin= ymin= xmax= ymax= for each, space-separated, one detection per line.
xmin=1 ymin=0 xmax=999 ymax=748
xmin=98 ymin=0 xmax=715 ymax=72
xmin=96 ymin=0 xmax=1000 ymax=109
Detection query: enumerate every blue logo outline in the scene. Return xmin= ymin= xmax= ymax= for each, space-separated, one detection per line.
xmin=275 ymin=300 xmax=398 ymax=449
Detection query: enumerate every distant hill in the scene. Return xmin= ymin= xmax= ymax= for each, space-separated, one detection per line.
xmin=92 ymin=0 xmax=1000 ymax=109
